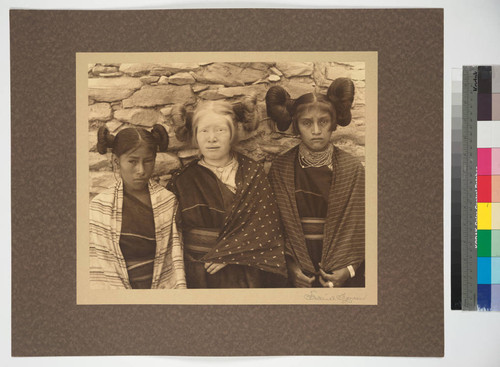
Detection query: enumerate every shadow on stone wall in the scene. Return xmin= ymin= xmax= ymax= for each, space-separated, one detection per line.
xmin=88 ymin=61 xmax=366 ymax=200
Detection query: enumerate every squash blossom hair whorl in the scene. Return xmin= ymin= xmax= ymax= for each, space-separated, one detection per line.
xmin=96 ymin=124 xmax=169 ymax=157
xmin=265 ymin=77 xmax=356 ymax=132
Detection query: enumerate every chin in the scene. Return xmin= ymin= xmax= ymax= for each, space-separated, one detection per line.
xmin=307 ymin=144 xmax=328 ymax=152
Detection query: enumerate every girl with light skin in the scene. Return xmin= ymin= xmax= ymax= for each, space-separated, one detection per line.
xmin=169 ymin=100 xmax=287 ymax=289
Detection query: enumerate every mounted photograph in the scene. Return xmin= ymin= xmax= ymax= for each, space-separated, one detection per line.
xmin=76 ymin=52 xmax=377 ymax=305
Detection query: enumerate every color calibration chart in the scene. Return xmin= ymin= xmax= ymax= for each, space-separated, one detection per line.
xmin=452 ymin=66 xmax=500 ymax=311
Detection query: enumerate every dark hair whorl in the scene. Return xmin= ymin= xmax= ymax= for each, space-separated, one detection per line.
xmin=233 ymin=93 xmax=259 ymax=132
xmin=151 ymin=124 xmax=169 ymax=152
xmin=174 ymin=111 xmax=193 ymax=142
xmin=97 ymin=126 xmax=115 ymax=155
xmin=265 ymin=86 xmax=293 ymax=131
xmin=327 ymin=78 xmax=355 ymax=127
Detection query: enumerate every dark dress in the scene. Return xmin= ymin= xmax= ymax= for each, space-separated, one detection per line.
xmin=269 ymin=145 xmax=365 ymax=288
xmin=170 ymin=154 xmax=287 ymax=288
xmin=119 ymin=190 xmax=157 ymax=289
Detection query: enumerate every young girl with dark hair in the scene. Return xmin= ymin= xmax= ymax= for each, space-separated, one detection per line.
xmin=89 ymin=124 xmax=186 ymax=289
xmin=266 ymin=78 xmax=365 ymax=288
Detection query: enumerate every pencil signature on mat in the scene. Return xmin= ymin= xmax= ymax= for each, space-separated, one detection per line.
xmin=304 ymin=290 xmax=366 ymax=303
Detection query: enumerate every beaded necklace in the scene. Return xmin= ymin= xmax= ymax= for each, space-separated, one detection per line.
xmin=298 ymin=143 xmax=334 ymax=171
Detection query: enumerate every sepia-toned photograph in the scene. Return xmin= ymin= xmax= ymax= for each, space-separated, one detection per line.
xmin=76 ymin=52 xmax=377 ymax=304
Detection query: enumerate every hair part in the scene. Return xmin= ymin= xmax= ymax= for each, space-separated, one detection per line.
xmin=291 ymin=93 xmax=337 ymax=135
xmin=97 ymin=124 xmax=169 ymax=157
xmin=191 ymin=100 xmax=238 ymax=148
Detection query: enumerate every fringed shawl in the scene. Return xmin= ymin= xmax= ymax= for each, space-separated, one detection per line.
xmin=268 ymin=145 xmax=365 ymax=275
xmin=89 ymin=180 xmax=186 ymax=289
xmin=170 ymin=153 xmax=287 ymax=276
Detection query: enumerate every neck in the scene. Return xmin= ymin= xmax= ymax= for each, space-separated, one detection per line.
xmin=123 ymin=182 xmax=149 ymax=197
xmin=300 ymin=142 xmax=332 ymax=154
xmin=202 ymin=153 xmax=233 ymax=168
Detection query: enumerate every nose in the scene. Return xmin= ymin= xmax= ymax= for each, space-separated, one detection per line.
xmin=208 ymin=130 xmax=217 ymax=142
xmin=312 ymin=121 xmax=321 ymax=134
xmin=136 ymin=162 xmax=145 ymax=176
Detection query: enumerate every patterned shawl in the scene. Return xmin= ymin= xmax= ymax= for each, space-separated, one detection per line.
xmin=169 ymin=153 xmax=287 ymax=276
xmin=268 ymin=145 xmax=365 ymax=275
xmin=89 ymin=179 xmax=186 ymax=289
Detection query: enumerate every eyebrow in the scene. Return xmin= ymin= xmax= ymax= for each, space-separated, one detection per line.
xmin=127 ymin=155 xmax=154 ymax=159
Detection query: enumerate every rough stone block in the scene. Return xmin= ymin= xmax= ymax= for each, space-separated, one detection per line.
xmin=160 ymin=106 xmax=173 ymax=116
xmin=88 ymin=77 xmax=143 ymax=102
xmin=239 ymin=68 xmax=268 ymax=84
xmin=114 ymin=108 xmax=164 ymax=127
xmin=90 ymin=171 xmax=116 ymax=194
xmin=198 ymin=89 xmax=226 ymax=100
xmin=89 ymin=152 xmax=111 ymax=171
xmin=106 ymin=119 xmax=123 ymax=132
xmin=231 ymin=62 xmax=274 ymax=71
xmin=92 ymin=65 xmax=119 ymax=75
xmin=154 ymin=152 xmax=182 ymax=176
xmin=282 ymin=80 xmax=315 ymax=99
xmin=177 ymin=148 xmax=200 ymax=159
xmin=88 ymin=128 xmax=98 ymax=152
xmin=88 ymin=103 xmax=112 ymax=121
xmin=217 ymin=85 xmax=267 ymax=99
xmin=193 ymin=63 xmax=247 ymax=86
xmin=119 ymin=63 xmax=162 ymax=76
xmin=158 ymin=63 xmax=201 ymax=74
xmin=99 ymin=72 xmax=123 ymax=78
xmin=192 ymin=83 xmax=209 ymax=93
xmin=158 ymin=76 xmax=169 ymax=85
xmin=122 ymin=85 xmax=195 ymax=107
xmin=275 ymin=62 xmax=314 ymax=78
xmin=325 ymin=66 xmax=351 ymax=80
xmin=169 ymin=72 xmax=196 ymax=85
xmin=349 ymin=69 xmax=365 ymax=81
xmin=140 ymin=75 xmax=160 ymax=84
xmin=270 ymin=67 xmax=283 ymax=76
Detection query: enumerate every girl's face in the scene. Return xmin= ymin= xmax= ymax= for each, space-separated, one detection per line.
xmin=296 ymin=105 xmax=333 ymax=152
xmin=196 ymin=112 xmax=232 ymax=166
xmin=116 ymin=145 xmax=155 ymax=192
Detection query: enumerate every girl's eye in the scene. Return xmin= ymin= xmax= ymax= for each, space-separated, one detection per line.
xmin=129 ymin=160 xmax=137 ymax=165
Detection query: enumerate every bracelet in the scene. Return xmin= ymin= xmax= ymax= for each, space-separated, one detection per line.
xmin=347 ymin=265 xmax=355 ymax=278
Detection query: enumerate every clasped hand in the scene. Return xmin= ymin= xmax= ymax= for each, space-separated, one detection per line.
xmin=289 ymin=261 xmax=350 ymax=288
xmin=204 ymin=262 xmax=227 ymax=275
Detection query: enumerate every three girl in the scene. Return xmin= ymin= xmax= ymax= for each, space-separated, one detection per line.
xmin=90 ymin=77 xmax=364 ymax=290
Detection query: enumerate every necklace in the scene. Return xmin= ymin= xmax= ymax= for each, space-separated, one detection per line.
xmin=201 ymin=154 xmax=234 ymax=170
xmin=298 ymin=143 xmax=334 ymax=170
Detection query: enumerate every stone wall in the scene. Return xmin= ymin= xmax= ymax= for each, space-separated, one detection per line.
xmin=88 ymin=61 xmax=366 ymax=200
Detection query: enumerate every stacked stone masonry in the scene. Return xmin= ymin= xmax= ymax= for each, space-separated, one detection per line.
xmin=88 ymin=61 xmax=366 ymax=199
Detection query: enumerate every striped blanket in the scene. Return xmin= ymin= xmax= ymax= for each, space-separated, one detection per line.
xmin=89 ymin=179 xmax=186 ymax=289
xmin=268 ymin=145 xmax=365 ymax=275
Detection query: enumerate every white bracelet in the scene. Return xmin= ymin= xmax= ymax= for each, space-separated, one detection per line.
xmin=347 ymin=265 xmax=355 ymax=278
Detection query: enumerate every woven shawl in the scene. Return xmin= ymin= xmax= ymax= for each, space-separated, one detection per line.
xmin=89 ymin=179 xmax=186 ymax=289
xmin=268 ymin=145 xmax=365 ymax=275
xmin=170 ymin=153 xmax=287 ymax=276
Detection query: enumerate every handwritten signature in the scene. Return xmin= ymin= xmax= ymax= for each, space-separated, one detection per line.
xmin=304 ymin=290 xmax=366 ymax=303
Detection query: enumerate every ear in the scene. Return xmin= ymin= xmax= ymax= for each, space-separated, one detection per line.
xmin=112 ymin=154 xmax=120 ymax=168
